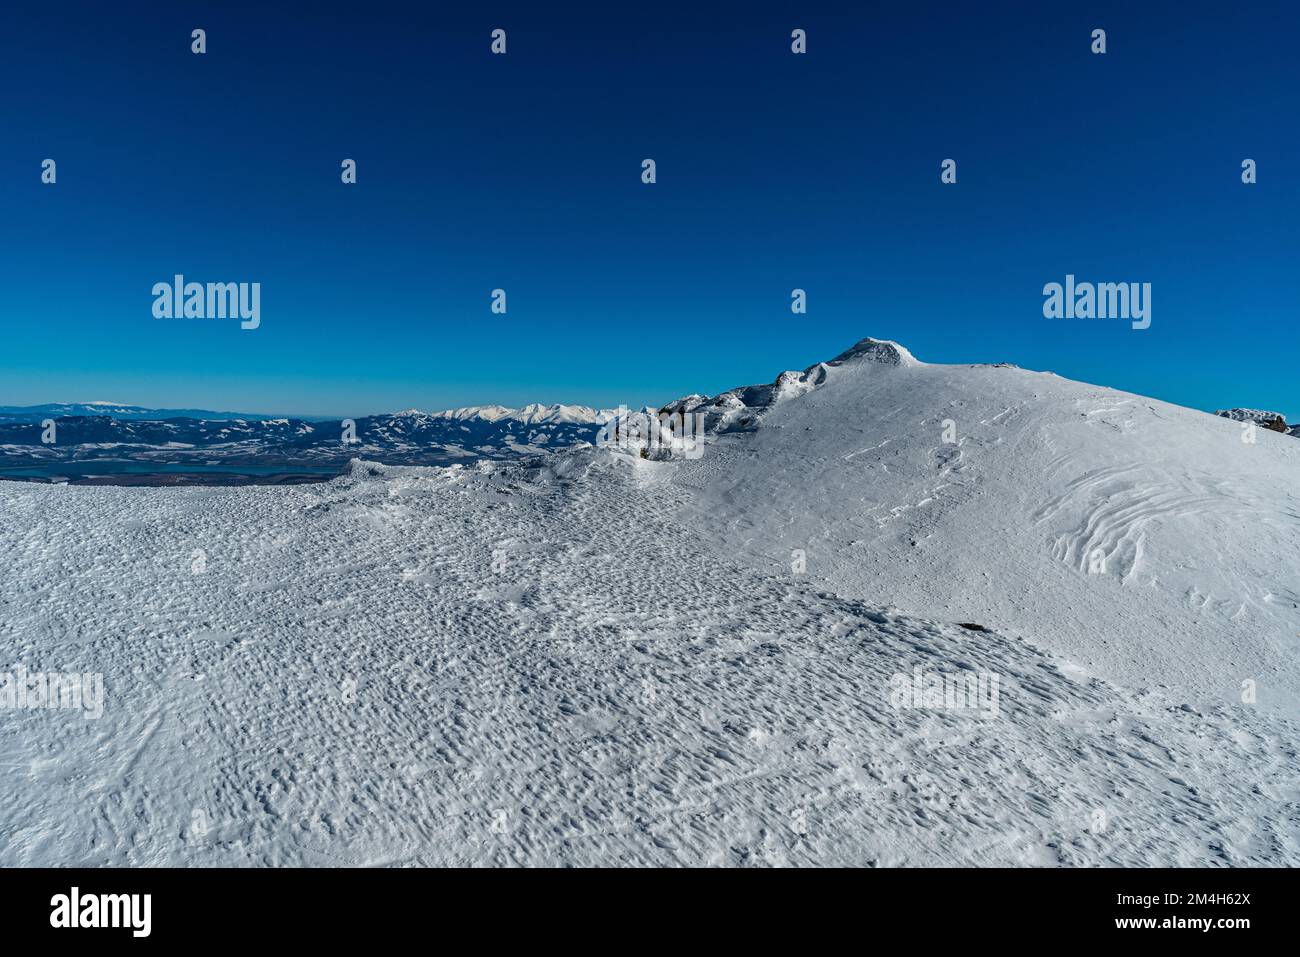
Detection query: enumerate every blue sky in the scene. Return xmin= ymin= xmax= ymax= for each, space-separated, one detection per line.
xmin=1 ymin=2 xmax=1296 ymax=417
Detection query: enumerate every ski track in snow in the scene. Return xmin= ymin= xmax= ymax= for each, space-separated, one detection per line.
xmin=1 ymin=452 xmax=1298 ymax=867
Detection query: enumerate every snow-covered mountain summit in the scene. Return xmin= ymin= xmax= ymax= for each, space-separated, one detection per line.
xmin=661 ymin=337 xmax=921 ymax=433
xmin=825 ymin=336 xmax=921 ymax=368
xmin=661 ymin=334 xmax=1300 ymax=716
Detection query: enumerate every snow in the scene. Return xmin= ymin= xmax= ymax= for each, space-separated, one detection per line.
xmin=663 ymin=337 xmax=920 ymax=434
xmin=665 ymin=346 xmax=1300 ymax=720
xmin=1216 ymin=408 xmax=1288 ymax=422
xmin=427 ymin=405 xmax=515 ymax=422
xmin=825 ymin=336 xmax=921 ymax=368
xmin=1216 ymin=408 xmax=1292 ymax=431
xmin=418 ymin=404 xmax=614 ymax=425
xmin=508 ymin=403 xmax=611 ymax=425
xmin=1 ymin=336 xmax=1297 ymax=867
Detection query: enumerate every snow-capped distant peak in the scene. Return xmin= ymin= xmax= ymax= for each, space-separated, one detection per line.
xmin=508 ymin=403 xmax=608 ymax=425
xmin=510 ymin=403 xmax=552 ymax=423
xmin=427 ymin=405 xmax=517 ymax=423
xmin=414 ymin=404 xmax=613 ymax=425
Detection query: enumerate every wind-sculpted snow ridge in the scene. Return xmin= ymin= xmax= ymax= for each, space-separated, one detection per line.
xmin=0 ymin=454 xmax=1295 ymax=866
xmin=666 ymin=336 xmax=1300 ymax=723
xmin=662 ymin=338 xmax=920 ymax=434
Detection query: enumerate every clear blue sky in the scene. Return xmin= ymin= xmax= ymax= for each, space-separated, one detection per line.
xmin=1 ymin=1 xmax=1296 ymax=417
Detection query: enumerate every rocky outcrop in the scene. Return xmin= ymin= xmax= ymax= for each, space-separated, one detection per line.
xmin=1215 ymin=409 xmax=1291 ymax=433
xmin=661 ymin=337 xmax=919 ymax=434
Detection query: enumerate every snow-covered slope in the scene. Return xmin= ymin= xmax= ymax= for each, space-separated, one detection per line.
xmin=1 ymin=454 xmax=1296 ymax=866
xmin=664 ymin=337 xmax=1300 ymax=717
xmin=0 ymin=335 xmax=1296 ymax=867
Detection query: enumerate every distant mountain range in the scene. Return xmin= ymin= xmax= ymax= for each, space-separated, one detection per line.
xmin=0 ymin=403 xmax=289 ymax=422
xmin=0 ymin=403 xmax=621 ymax=479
